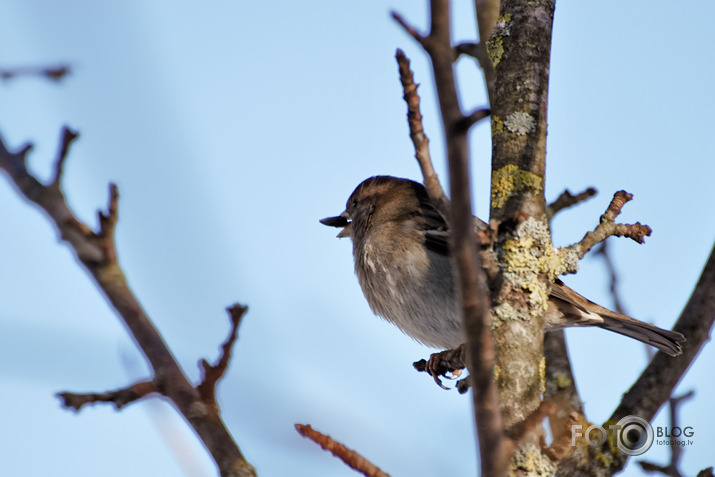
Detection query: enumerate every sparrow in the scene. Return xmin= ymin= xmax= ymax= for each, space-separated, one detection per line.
xmin=320 ymin=175 xmax=685 ymax=356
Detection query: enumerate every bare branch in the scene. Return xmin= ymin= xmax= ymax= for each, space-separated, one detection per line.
xmin=507 ymin=400 xmax=557 ymax=443
xmin=0 ymin=130 xmax=256 ymax=477
xmin=473 ymin=0 xmax=500 ymax=103
xmin=50 ymin=127 xmax=79 ymax=187
xmin=638 ymin=390 xmax=694 ymax=477
xmin=295 ymin=424 xmax=390 ymax=477
xmin=0 ymin=64 xmax=71 ymax=83
xmin=543 ymin=330 xmax=584 ymax=458
xmin=546 ymin=187 xmax=597 ymax=220
xmin=457 ymin=107 xmax=491 ymax=132
xmin=559 ymin=242 xmax=715 ymax=475
xmin=561 ymin=190 xmax=652 ymax=267
xmin=391 ymin=12 xmax=428 ymax=47
xmin=394 ymin=2 xmax=505 ymax=474
xmin=544 ymin=411 xmax=580 ymax=462
xmin=594 ymin=239 xmax=627 ymax=314
xmin=197 ymin=304 xmax=248 ymax=403
xmin=57 ymin=380 xmax=156 ymax=411
xmin=395 ymin=49 xmax=449 ymax=219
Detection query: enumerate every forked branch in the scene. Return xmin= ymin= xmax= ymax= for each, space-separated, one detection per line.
xmin=0 ymin=128 xmax=256 ymax=477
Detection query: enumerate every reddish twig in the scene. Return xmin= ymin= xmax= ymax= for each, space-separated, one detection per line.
xmin=395 ymin=49 xmax=449 ymax=221
xmin=295 ymin=424 xmax=390 ymax=477
xmin=395 ymin=49 xmax=489 ymax=232
xmin=197 ymin=304 xmax=247 ymax=403
xmin=57 ymin=380 xmax=157 ymax=411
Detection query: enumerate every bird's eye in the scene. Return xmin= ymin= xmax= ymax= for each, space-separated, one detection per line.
xmin=351 ymin=198 xmax=358 ymax=209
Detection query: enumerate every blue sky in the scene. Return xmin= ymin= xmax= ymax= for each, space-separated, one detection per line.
xmin=1 ymin=1 xmax=714 ymax=476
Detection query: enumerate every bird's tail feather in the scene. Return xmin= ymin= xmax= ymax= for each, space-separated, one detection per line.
xmin=597 ymin=316 xmax=685 ymax=357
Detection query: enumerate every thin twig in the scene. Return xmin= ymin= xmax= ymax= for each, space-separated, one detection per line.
xmin=561 ymin=190 xmax=652 ymax=270
xmin=295 ymin=424 xmax=390 ymax=477
xmin=395 ymin=49 xmax=449 ymax=220
xmin=50 ymin=127 xmax=79 ymax=187
xmin=394 ymin=2 xmax=508 ymax=475
xmin=57 ymin=380 xmax=157 ymax=411
xmin=197 ymin=304 xmax=248 ymax=403
xmin=0 ymin=64 xmax=71 ymax=82
xmin=559 ymin=242 xmax=715 ymax=475
xmin=474 ymin=0 xmax=499 ymax=103
xmin=0 ymin=129 xmax=256 ymax=477
xmin=546 ymin=187 xmax=597 ymax=220
xmin=594 ymin=239 xmax=627 ymax=314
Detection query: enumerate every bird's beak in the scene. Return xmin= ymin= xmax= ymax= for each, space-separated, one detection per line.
xmin=320 ymin=211 xmax=351 ymax=238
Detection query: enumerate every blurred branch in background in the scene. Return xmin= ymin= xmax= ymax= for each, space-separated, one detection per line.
xmin=598 ymin=240 xmax=696 ymax=477
xmin=295 ymin=424 xmax=390 ymax=477
xmin=0 ymin=64 xmax=71 ymax=83
xmin=0 ymin=128 xmax=256 ymax=477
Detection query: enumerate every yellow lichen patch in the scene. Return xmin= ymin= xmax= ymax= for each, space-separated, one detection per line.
xmin=500 ymin=217 xmax=581 ymax=318
xmin=511 ymin=442 xmax=557 ymax=476
xmin=493 ymin=364 xmax=501 ymax=381
xmin=539 ymin=356 xmax=546 ymax=393
xmin=491 ymin=115 xmax=504 ymax=136
xmin=555 ymin=372 xmax=572 ymax=389
xmin=491 ymin=164 xmax=542 ymax=209
xmin=487 ymin=35 xmax=504 ymax=67
xmin=594 ymin=449 xmax=614 ymax=468
xmin=486 ymin=14 xmax=512 ymax=67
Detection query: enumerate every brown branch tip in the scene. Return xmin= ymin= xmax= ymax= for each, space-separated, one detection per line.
xmin=547 ymin=187 xmax=597 ymax=219
xmin=391 ymin=12 xmax=425 ymax=44
xmin=395 ymin=49 xmax=451 ymax=221
xmin=51 ymin=127 xmax=79 ymax=186
xmin=565 ymin=190 xmax=652 ymax=262
xmin=295 ymin=424 xmax=390 ymax=477
xmin=197 ymin=304 xmax=248 ymax=402
xmin=57 ymin=380 xmax=156 ymax=412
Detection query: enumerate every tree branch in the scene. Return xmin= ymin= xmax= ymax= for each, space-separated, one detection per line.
xmin=560 ymin=190 xmax=652 ymax=272
xmin=0 ymin=129 xmax=256 ymax=477
xmin=394 ymin=2 xmax=507 ymax=475
xmin=557 ymin=241 xmax=715 ymax=475
xmin=197 ymin=305 xmax=247 ymax=403
xmin=295 ymin=424 xmax=390 ymax=477
xmin=57 ymin=380 xmax=157 ymax=411
xmin=473 ymin=0 xmax=499 ymax=103
xmin=638 ymin=390 xmax=694 ymax=477
xmin=395 ymin=49 xmax=449 ymax=220
xmin=0 ymin=64 xmax=71 ymax=83
xmin=546 ymin=187 xmax=597 ymax=220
